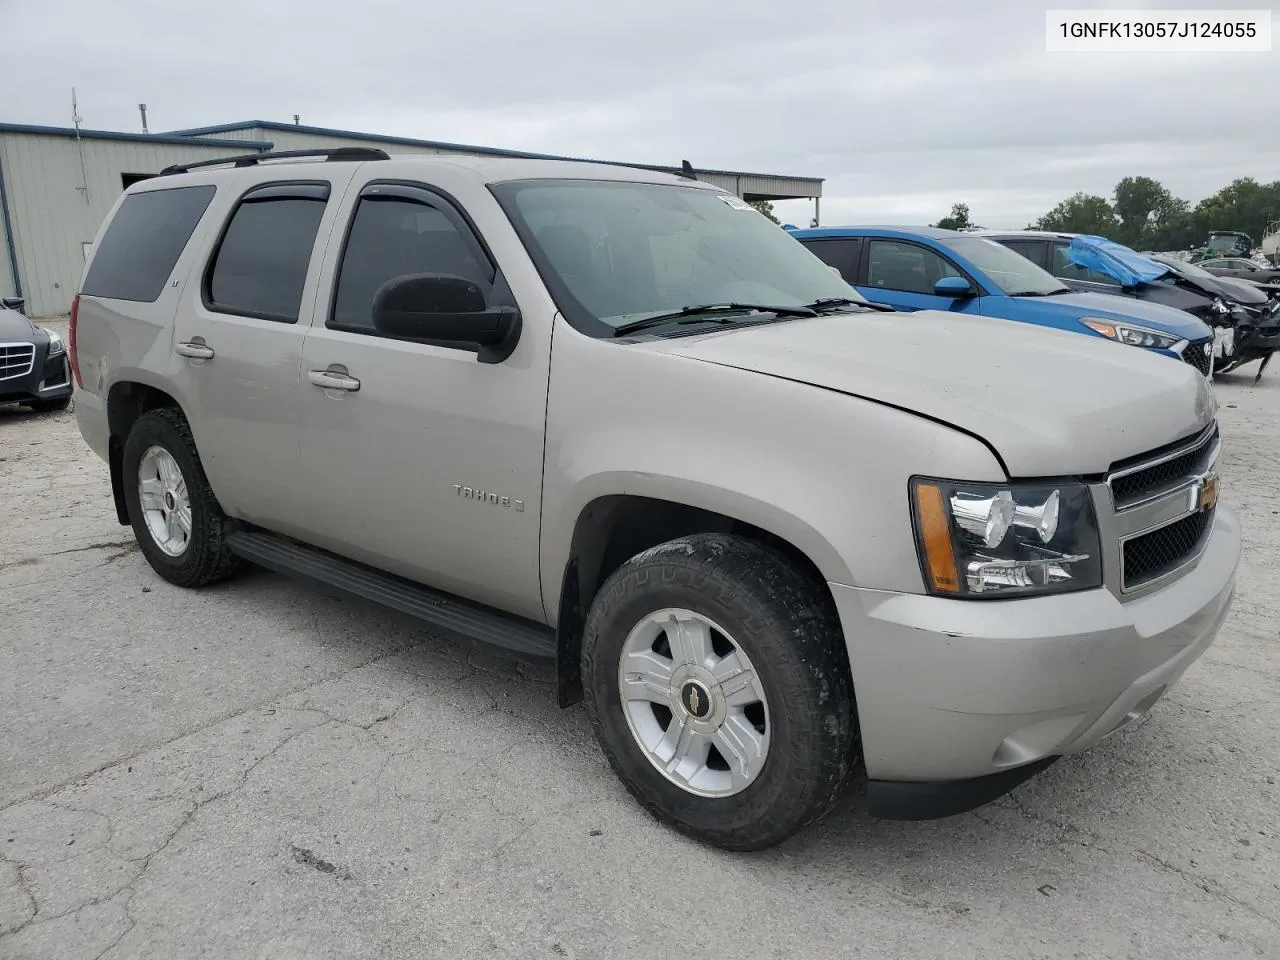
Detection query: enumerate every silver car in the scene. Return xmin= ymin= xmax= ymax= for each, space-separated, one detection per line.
xmin=71 ymin=149 xmax=1239 ymax=850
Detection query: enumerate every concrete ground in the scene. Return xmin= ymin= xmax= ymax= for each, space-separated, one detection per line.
xmin=1 ymin=322 xmax=1277 ymax=959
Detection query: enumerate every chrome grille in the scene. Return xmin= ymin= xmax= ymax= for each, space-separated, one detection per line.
xmin=1181 ymin=339 xmax=1212 ymax=377
xmin=1123 ymin=508 xmax=1214 ymax=588
xmin=1107 ymin=421 xmax=1220 ymax=592
xmin=0 ymin=342 xmax=35 ymax=381
xmin=1109 ymin=424 xmax=1218 ymax=509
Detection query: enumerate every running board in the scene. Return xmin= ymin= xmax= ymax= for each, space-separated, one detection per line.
xmin=226 ymin=530 xmax=556 ymax=660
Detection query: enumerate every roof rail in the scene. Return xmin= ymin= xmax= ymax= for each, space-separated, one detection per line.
xmin=159 ymin=147 xmax=391 ymax=176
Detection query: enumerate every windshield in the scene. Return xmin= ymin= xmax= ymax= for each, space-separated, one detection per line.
xmin=937 ymin=235 xmax=1069 ymax=296
xmin=1163 ymin=258 xmax=1216 ymax=281
xmin=492 ymin=179 xmax=861 ymax=332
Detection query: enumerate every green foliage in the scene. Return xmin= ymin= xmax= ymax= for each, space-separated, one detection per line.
xmin=933 ymin=202 xmax=979 ymax=231
xmin=750 ymin=200 xmax=781 ymax=224
xmin=1032 ymin=176 xmax=1280 ymax=251
xmin=1031 ymin=192 xmax=1120 ymax=236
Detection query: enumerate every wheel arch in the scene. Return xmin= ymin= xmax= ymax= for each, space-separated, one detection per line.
xmin=551 ymin=491 xmax=844 ymax=708
xmin=106 ymin=380 xmax=183 ymax=525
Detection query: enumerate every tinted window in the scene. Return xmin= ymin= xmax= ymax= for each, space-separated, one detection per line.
xmin=801 ymin=238 xmax=860 ymax=283
xmin=1050 ymin=243 xmax=1120 ymax=286
xmin=81 ymin=185 xmax=216 ymax=302
xmin=866 ymin=240 xmax=962 ymax=295
xmin=207 ymin=188 xmax=328 ymax=322
xmin=331 ymin=196 xmax=492 ymax=332
xmin=996 ymin=239 xmax=1044 ymax=266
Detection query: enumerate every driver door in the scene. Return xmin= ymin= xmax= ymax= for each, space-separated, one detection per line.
xmin=855 ymin=238 xmax=982 ymax=313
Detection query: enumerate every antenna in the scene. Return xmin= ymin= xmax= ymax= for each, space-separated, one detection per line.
xmin=138 ymin=103 xmax=149 ymax=134
xmin=71 ymin=88 xmax=90 ymax=205
xmin=679 ymin=159 xmax=697 ymax=180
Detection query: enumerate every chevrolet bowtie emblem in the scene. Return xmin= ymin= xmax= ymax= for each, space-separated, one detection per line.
xmin=1197 ymin=474 xmax=1220 ymax=512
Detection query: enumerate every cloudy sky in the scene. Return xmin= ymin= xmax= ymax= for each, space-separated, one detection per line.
xmin=2 ymin=0 xmax=1277 ymax=228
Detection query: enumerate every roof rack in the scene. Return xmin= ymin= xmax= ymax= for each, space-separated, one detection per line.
xmin=159 ymin=147 xmax=390 ymax=176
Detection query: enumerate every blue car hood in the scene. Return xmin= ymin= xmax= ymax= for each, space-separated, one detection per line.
xmin=1044 ymin=291 xmax=1211 ymax=341
xmin=1067 ymin=235 xmax=1170 ymax=286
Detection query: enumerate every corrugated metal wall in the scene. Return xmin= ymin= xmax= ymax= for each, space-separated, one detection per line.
xmin=0 ymin=133 xmax=259 ymax=316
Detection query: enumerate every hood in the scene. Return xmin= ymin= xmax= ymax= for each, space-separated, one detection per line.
xmin=651 ymin=311 xmax=1215 ymax=477
xmin=0 ymin=308 xmax=37 ymax=340
xmin=1214 ymin=275 xmax=1270 ymax=305
xmin=1044 ymin=291 xmax=1212 ymax=340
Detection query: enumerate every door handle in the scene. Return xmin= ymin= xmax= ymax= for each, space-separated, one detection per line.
xmin=308 ymin=368 xmax=361 ymax=392
xmin=175 ymin=340 xmax=215 ymax=360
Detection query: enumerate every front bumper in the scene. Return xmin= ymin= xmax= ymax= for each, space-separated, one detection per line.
xmin=0 ymin=341 xmax=72 ymax=406
xmin=829 ymin=504 xmax=1240 ymax=815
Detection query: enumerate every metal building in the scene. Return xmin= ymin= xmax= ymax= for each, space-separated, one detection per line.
xmin=0 ymin=119 xmax=824 ymax=317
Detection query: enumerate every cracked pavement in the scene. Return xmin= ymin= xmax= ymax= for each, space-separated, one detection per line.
xmin=2 ymin=327 xmax=1278 ymax=959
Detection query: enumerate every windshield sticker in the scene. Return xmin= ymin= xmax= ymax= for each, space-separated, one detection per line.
xmin=716 ymin=193 xmax=755 ymax=211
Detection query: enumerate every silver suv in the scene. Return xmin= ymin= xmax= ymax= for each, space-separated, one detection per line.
xmin=71 ymin=148 xmax=1240 ymax=850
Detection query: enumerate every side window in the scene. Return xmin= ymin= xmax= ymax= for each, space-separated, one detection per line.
xmin=866 ymin=240 xmax=961 ymax=295
xmin=1051 ymin=243 xmax=1119 ymax=286
xmin=81 ymin=185 xmax=216 ymax=302
xmin=997 ymin=239 xmax=1043 ymax=268
xmin=206 ymin=182 xmax=330 ymax=322
xmin=800 ymin=239 xmax=860 ymax=283
xmin=331 ymin=190 xmax=493 ymax=334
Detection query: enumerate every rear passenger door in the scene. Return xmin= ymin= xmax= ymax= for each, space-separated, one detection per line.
xmin=856 ymin=238 xmax=983 ymax=313
xmin=171 ymin=172 xmax=355 ymax=535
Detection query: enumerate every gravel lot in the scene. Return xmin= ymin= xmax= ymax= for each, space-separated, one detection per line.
xmin=2 ymin=320 xmax=1278 ymax=960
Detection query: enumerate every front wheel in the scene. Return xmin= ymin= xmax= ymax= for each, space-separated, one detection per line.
xmin=582 ymin=534 xmax=858 ymax=851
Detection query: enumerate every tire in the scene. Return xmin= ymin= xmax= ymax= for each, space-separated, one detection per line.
xmin=30 ymin=397 xmax=70 ymax=413
xmin=582 ymin=533 xmax=858 ymax=851
xmin=121 ymin=407 xmax=244 ymax=588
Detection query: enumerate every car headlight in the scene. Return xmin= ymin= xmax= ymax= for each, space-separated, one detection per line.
xmin=1080 ymin=317 xmax=1181 ymax=350
xmin=41 ymin=327 xmax=65 ymax=356
xmin=910 ymin=478 xmax=1102 ymax=598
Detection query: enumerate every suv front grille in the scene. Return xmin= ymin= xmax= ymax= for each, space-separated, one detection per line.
xmin=1123 ymin=508 xmax=1214 ymax=588
xmin=0 ymin=342 xmax=35 ymax=381
xmin=1109 ymin=425 xmax=1218 ymax=508
xmin=1181 ymin=339 xmax=1212 ymax=377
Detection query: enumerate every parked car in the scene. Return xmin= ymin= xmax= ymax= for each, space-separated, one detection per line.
xmin=1195 ymin=257 xmax=1280 ymax=287
xmin=72 ymin=149 xmax=1238 ymax=851
xmin=786 ymin=225 xmax=1214 ymax=377
xmin=0 ymin=296 xmax=73 ymax=412
xmin=980 ymin=230 xmax=1268 ymax=327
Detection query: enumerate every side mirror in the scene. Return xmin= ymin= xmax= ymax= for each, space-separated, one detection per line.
xmin=1 ymin=296 xmax=25 ymax=313
xmin=372 ymin=273 xmax=521 ymax=364
xmin=934 ymin=276 xmax=974 ymax=298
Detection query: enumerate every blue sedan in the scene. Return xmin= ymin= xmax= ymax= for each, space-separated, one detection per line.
xmin=786 ymin=225 xmax=1214 ymax=377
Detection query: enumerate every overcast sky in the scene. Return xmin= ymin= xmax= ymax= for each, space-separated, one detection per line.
xmin=2 ymin=0 xmax=1277 ymax=228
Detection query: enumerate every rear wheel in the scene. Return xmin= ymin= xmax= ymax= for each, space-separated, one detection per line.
xmin=122 ymin=407 xmax=244 ymax=587
xmin=582 ymin=533 xmax=858 ymax=851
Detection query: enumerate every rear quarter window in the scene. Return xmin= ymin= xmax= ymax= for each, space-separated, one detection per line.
xmin=81 ymin=185 xmax=217 ymax=302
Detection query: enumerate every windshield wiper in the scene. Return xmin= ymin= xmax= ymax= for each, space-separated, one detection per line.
xmin=799 ymin=296 xmax=895 ymax=313
xmin=1007 ymin=289 xmax=1072 ymax=297
xmin=612 ymin=303 xmax=816 ymax=337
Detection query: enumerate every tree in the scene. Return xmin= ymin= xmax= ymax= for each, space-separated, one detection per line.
xmin=1112 ymin=176 xmax=1186 ymax=249
xmin=750 ymin=200 xmax=781 ymax=224
xmin=933 ymin=202 xmax=977 ymax=231
xmin=1032 ymin=192 xmax=1120 ymax=236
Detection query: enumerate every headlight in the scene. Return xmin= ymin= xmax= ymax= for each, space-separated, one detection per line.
xmin=1211 ymin=298 xmax=1231 ymax=315
xmin=1080 ymin=317 xmax=1181 ymax=350
xmin=910 ymin=478 xmax=1102 ymax=598
xmin=41 ymin=327 xmax=65 ymax=356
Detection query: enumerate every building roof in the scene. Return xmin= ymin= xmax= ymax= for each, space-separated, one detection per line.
xmin=161 ymin=119 xmax=822 ymax=185
xmin=0 ymin=121 xmax=273 ymax=150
